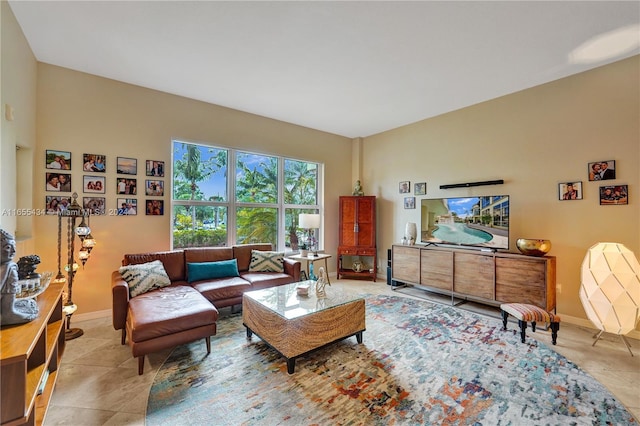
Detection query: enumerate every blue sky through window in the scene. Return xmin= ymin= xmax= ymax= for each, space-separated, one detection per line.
xmin=173 ymin=142 xmax=227 ymax=201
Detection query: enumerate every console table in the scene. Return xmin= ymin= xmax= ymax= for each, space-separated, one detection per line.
xmin=1 ymin=281 xmax=66 ymax=426
xmin=391 ymin=245 xmax=556 ymax=311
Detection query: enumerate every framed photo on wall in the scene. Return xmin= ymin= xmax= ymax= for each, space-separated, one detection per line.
xmin=588 ymin=160 xmax=616 ymax=181
xmin=46 ymin=173 xmax=72 ymax=192
xmin=83 ymin=175 xmax=105 ymax=193
xmin=558 ymin=181 xmax=582 ymax=200
xmin=404 ymin=197 xmax=415 ymax=209
xmin=116 ymin=198 xmax=138 ymax=215
xmin=399 ymin=181 xmax=410 ymax=194
xmin=83 ymin=197 xmax=106 ymax=215
xmin=116 ymin=178 xmax=137 ymax=195
xmin=146 ymin=160 xmax=165 ymax=177
xmin=145 ymin=199 xmax=164 ymax=215
xmin=117 ymin=157 xmax=137 ymax=175
xmin=415 ymin=182 xmax=426 ymax=196
xmin=45 ymin=196 xmax=71 ymax=214
xmin=83 ymin=153 xmax=106 ymax=172
xmin=46 ymin=149 xmax=71 ymax=170
xmin=599 ymin=185 xmax=628 ymax=205
xmin=145 ymin=180 xmax=164 ymax=196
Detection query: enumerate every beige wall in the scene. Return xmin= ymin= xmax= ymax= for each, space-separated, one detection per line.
xmin=33 ymin=64 xmax=352 ymax=315
xmin=1 ymin=1 xmax=37 ymax=251
xmin=363 ymin=56 xmax=639 ymax=327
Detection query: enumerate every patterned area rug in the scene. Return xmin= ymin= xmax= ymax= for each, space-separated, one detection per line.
xmin=146 ymin=295 xmax=636 ymax=425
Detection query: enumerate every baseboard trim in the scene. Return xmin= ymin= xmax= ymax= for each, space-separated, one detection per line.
xmin=556 ymin=313 xmax=640 ymax=341
xmin=73 ymin=309 xmax=111 ymax=322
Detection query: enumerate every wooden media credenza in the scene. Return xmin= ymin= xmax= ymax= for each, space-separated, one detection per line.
xmin=391 ymin=245 xmax=556 ymax=311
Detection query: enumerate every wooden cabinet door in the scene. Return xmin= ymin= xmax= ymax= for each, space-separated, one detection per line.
xmin=355 ymin=196 xmax=375 ymax=247
xmin=339 ymin=197 xmax=357 ymax=246
xmin=392 ymin=246 xmax=420 ymax=283
xmin=420 ymin=249 xmax=453 ymax=290
xmin=496 ymin=256 xmax=554 ymax=310
xmin=454 ymin=252 xmax=494 ymax=299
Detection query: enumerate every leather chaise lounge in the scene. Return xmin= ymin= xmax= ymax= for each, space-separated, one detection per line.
xmin=112 ymin=243 xmax=301 ymax=374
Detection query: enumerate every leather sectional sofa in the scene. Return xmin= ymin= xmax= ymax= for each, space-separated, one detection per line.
xmin=111 ymin=243 xmax=301 ymax=373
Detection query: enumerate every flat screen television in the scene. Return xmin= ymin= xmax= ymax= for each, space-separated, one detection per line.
xmin=420 ymin=195 xmax=509 ymax=250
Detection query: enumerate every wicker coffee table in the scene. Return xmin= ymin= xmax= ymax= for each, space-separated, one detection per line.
xmin=242 ymin=281 xmax=365 ymax=374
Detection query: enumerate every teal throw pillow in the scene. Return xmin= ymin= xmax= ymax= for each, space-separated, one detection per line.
xmin=187 ymin=259 xmax=239 ymax=283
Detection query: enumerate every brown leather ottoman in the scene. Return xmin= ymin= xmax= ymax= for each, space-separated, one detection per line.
xmin=125 ymin=285 xmax=218 ymax=374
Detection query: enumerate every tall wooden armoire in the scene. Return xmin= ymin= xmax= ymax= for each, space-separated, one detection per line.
xmin=337 ymin=196 xmax=377 ymax=281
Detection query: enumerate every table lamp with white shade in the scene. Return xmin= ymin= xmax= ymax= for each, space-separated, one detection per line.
xmin=299 ymin=213 xmax=320 ymax=257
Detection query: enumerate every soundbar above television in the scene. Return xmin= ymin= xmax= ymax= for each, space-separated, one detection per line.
xmin=420 ymin=195 xmax=509 ymax=250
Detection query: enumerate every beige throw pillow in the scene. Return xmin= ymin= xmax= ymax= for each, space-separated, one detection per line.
xmin=119 ymin=260 xmax=172 ymax=297
xmin=248 ymin=250 xmax=284 ymax=273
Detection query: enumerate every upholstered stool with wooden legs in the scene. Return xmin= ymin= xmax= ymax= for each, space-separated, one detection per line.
xmin=500 ymin=303 xmax=561 ymax=345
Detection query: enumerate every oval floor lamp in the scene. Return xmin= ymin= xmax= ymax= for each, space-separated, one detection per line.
xmin=579 ymin=242 xmax=640 ymax=356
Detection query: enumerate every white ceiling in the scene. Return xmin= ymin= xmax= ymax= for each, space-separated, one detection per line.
xmin=8 ymin=1 xmax=640 ymax=138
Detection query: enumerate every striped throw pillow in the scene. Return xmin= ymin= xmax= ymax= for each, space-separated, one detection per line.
xmin=119 ymin=260 xmax=172 ymax=297
xmin=249 ymin=250 xmax=284 ymax=273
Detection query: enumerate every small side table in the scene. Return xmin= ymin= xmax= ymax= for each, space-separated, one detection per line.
xmin=289 ymin=253 xmax=332 ymax=284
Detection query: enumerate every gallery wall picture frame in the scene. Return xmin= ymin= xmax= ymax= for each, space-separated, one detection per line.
xmin=145 ymin=180 xmax=164 ymax=196
xmin=45 ymin=149 xmax=71 ymax=170
xmin=116 ymin=178 xmax=137 ymax=195
xmin=558 ymin=181 xmax=583 ymax=200
xmin=146 ymin=160 xmax=165 ymax=177
xmin=45 ymin=196 xmax=71 ymax=214
xmin=415 ymin=182 xmax=426 ymax=196
xmin=83 ymin=197 xmax=106 ymax=215
xmin=46 ymin=172 xmax=72 ymax=192
xmin=83 ymin=153 xmax=106 ymax=173
xmin=587 ymin=160 xmax=616 ymax=181
xmin=599 ymin=185 xmax=628 ymax=205
xmin=145 ymin=199 xmax=164 ymax=215
xmin=399 ymin=181 xmax=410 ymax=193
xmin=117 ymin=156 xmax=138 ymax=175
xmin=83 ymin=175 xmax=105 ymax=194
xmin=404 ymin=196 xmax=416 ymax=209
xmin=116 ymin=198 xmax=138 ymax=215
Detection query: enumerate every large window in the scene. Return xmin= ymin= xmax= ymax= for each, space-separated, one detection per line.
xmin=172 ymin=141 xmax=321 ymax=250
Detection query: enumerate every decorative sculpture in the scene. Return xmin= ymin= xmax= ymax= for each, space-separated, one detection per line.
xmin=1 ymin=229 xmax=39 ymax=325
xmin=17 ymin=255 xmax=41 ymax=280
xmin=315 ymin=266 xmax=330 ymax=298
xmin=352 ymin=180 xmax=364 ymax=196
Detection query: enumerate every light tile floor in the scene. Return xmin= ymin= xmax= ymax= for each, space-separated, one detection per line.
xmin=44 ymin=279 xmax=639 ymax=425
